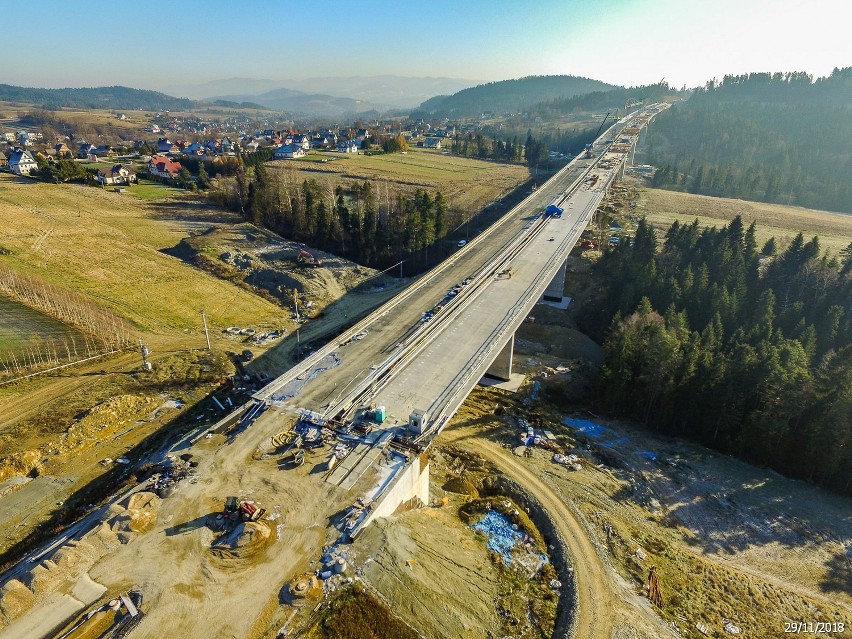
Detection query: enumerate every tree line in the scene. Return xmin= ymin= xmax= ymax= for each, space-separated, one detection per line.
xmin=578 ymin=216 xmax=852 ymax=494
xmin=0 ymin=266 xmax=132 ymax=377
xmin=450 ymin=131 xmax=547 ymax=164
xmin=640 ymin=68 xmax=852 ymax=213
xmin=207 ymin=161 xmax=450 ymax=272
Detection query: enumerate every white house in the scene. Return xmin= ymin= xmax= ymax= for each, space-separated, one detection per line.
xmin=336 ymin=140 xmax=359 ymax=153
xmin=8 ymin=149 xmax=38 ymax=176
xmin=97 ymin=164 xmax=137 ymax=185
xmin=273 ymin=144 xmax=306 ymax=160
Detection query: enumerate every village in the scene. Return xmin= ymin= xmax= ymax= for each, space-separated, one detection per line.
xmin=0 ymin=108 xmax=466 ymax=185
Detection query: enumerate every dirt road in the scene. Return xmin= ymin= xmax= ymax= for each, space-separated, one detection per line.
xmin=441 ymin=426 xmax=674 ymax=639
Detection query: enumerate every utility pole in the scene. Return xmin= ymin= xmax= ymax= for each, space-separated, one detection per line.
xmin=200 ymin=310 xmax=211 ymax=350
xmin=294 ymin=290 xmax=300 ymax=322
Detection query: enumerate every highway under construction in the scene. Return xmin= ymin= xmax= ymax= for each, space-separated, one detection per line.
xmin=0 ymin=104 xmax=670 ymax=639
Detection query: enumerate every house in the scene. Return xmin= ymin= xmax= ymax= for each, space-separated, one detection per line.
xmin=8 ymin=149 xmax=38 ymax=175
xmin=148 ymin=155 xmax=183 ymax=179
xmin=292 ymin=134 xmax=311 ymax=150
xmin=97 ymin=164 xmax=137 ymax=185
xmin=156 ymin=138 xmax=180 ymax=154
xmin=273 ymin=144 xmax=306 ymax=160
xmin=182 ymin=142 xmax=204 ymax=155
xmin=0 ymin=152 xmax=6 ymax=167
xmin=422 ymin=138 xmax=442 ymax=149
xmin=336 ymin=140 xmax=359 ymax=154
xmin=54 ymin=143 xmax=71 ymax=157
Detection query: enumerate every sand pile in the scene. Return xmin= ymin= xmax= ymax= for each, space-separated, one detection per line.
xmin=109 ymin=491 xmax=161 ymax=536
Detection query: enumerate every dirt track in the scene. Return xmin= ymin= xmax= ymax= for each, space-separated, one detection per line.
xmin=440 ymin=426 xmax=675 ymax=639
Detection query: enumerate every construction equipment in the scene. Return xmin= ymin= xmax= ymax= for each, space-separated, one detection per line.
xmin=223 ymin=496 xmax=266 ymax=522
xmin=281 ymin=448 xmax=305 ymax=467
xmin=296 ymin=248 xmax=322 ymax=267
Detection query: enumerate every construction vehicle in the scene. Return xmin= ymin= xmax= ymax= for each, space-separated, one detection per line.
xmin=583 ymin=143 xmax=594 ymax=159
xmin=223 ymin=496 xmax=266 ymax=522
xmin=296 ymin=248 xmax=322 ymax=267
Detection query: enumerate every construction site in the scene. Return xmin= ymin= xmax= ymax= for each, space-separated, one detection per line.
xmin=0 ymin=103 xmax=850 ymax=639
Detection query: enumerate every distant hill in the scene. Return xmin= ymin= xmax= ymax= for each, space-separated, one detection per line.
xmin=211 ymin=87 xmax=377 ymax=117
xmin=0 ymin=84 xmax=196 ymax=111
xmin=641 ymin=68 xmax=852 ymax=214
xmin=416 ymin=75 xmax=620 ymax=116
xmin=169 ymin=75 xmax=476 ymax=109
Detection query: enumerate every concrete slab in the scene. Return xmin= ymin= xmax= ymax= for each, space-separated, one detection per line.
xmin=478 ymin=373 xmax=527 ymax=392
xmin=538 ymin=295 xmax=572 ymax=310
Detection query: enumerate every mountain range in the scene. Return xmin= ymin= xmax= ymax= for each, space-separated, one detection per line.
xmin=162 ymin=75 xmax=477 ymax=111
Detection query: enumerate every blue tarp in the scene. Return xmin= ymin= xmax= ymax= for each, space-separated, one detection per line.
xmin=563 ymin=417 xmax=609 ymax=438
xmin=471 ymin=511 xmax=523 ymax=565
xmin=564 ymin=417 xmax=659 ymax=462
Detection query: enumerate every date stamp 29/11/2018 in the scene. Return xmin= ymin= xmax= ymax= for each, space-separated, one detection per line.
xmin=783 ymin=621 xmax=846 ymax=634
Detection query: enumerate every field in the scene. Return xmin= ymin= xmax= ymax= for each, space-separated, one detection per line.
xmin=636 ymin=188 xmax=852 ymax=256
xmin=0 ymin=173 xmax=283 ymax=335
xmin=0 ymin=297 xmax=84 ymax=360
xmin=270 ymin=147 xmax=532 ymax=218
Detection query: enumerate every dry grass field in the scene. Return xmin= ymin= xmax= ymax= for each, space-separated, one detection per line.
xmin=0 ymin=173 xmax=283 ymax=335
xmin=637 ymin=188 xmax=852 ymax=256
xmin=268 ymin=148 xmax=532 ymax=217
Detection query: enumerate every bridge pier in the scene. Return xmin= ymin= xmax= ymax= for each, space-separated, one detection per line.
xmin=484 ymin=334 xmax=514 ymax=382
xmin=541 ymin=258 xmax=571 ymax=308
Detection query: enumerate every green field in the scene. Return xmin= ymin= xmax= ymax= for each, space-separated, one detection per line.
xmin=0 ymin=296 xmax=84 ymax=359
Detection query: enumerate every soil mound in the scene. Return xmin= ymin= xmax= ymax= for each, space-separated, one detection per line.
xmin=0 ymin=579 xmax=35 ymax=623
xmin=284 ymin=573 xmax=323 ymax=605
xmin=21 ymin=560 xmax=63 ymax=595
xmin=210 ymin=521 xmax=273 ymax=559
xmin=442 ymin=475 xmax=479 ymax=497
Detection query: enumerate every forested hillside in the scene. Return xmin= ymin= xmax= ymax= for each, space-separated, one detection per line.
xmin=531 ymin=81 xmax=681 ymax=116
xmin=0 ymin=84 xmax=195 ymax=110
xmin=416 ymin=75 xmax=618 ymax=117
xmin=580 ymin=217 xmax=852 ymax=494
xmin=641 ymin=68 xmax=852 ymax=213
xmin=206 ymin=161 xmax=448 ymax=273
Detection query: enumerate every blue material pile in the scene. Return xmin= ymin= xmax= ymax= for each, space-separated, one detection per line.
xmin=563 ymin=417 xmax=609 ymax=438
xmin=471 ymin=510 xmax=523 ymax=565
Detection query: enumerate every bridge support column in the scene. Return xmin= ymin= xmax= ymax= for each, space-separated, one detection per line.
xmin=484 ymin=334 xmax=514 ymax=382
xmin=543 ymin=259 xmax=568 ymax=303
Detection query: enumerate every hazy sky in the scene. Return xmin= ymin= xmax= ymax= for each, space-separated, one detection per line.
xmin=3 ymin=0 xmax=848 ymax=92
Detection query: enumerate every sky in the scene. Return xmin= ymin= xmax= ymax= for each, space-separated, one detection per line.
xmin=2 ymin=0 xmax=849 ymax=93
